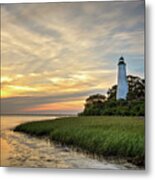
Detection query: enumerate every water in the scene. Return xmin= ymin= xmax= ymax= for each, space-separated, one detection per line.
xmin=0 ymin=115 xmax=137 ymax=169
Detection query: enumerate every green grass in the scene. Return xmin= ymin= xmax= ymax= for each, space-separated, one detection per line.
xmin=14 ymin=116 xmax=145 ymax=167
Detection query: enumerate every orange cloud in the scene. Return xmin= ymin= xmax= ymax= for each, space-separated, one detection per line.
xmin=23 ymin=100 xmax=84 ymax=112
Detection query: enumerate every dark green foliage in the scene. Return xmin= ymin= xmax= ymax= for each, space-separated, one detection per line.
xmin=127 ymin=75 xmax=145 ymax=100
xmin=14 ymin=116 xmax=145 ymax=167
xmin=86 ymin=94 xmax=106 ymax=102
xmin=107 ymin=85 xmax=117 ymax=100
xmin=80 ymin=75 xmax=145 ymax=116
xmin=80 ymin=100 xmax=144 ymax=116
xmin=107 ymin=75 xmax=145 ymax=101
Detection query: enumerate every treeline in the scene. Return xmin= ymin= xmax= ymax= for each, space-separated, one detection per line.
xmin=79 ymin=75 xmax=145 ymax=116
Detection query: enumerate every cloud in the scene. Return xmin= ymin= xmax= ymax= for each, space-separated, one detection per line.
xmin=1 ymin=88 xmax=107 ymax=114
xmin=1 ymin=1 xmax=144 ymax=114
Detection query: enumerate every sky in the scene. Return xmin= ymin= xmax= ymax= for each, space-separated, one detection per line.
xmin=1 ymin=1 xmax=145 ymax=114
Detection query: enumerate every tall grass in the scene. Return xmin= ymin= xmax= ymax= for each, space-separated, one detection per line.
xmin=14 ymin=116 xmax=145 ymax=167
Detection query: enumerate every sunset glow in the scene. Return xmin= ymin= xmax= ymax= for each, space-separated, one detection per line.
xmin=1 ymin=1 xmax=144 ymax=114
xmin=23 ymin=100 xmax=84 ymax=113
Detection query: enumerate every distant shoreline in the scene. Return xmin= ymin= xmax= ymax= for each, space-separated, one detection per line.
xmin=1 ymin=114 xmax=77 ymax=117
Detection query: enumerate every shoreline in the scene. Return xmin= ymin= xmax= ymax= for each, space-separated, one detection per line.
xmin=48 ymin=139 xmax=141 ymax=169
xmin=14 ymin=116 xmax=145 ymax=169
xmin=14 ymin=130 xmax=140 ymax=169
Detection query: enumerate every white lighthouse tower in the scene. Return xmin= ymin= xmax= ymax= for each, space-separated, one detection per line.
xmin=116 ymin=56 xmax=128 ymax=100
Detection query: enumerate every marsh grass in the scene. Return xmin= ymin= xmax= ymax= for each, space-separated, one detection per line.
xmin=14 ymin=116 xmax=145 ymax=167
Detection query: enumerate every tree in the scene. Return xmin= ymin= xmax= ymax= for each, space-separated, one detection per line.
xmin=81 ymin=94 xmax=106 ymax=116
xmin=85 ymin=94 xmax=106 ymax=106
xmin=107 ymin=75 xmax=145 ymax=101
xmin=79 ymin=75 xmax=145 ymax=116
xmin=107 ymin=85 xmax=117 ymax=100
xmin=127 ymin=75 xmax=145 ymax=100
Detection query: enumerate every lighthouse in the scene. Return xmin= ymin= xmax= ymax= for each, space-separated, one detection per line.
xmin=116 ymin=56 xmax=128 ymax=100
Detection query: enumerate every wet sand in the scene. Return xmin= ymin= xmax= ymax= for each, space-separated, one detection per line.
xmin=1 ymin=138 xmax=10 ymax=167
